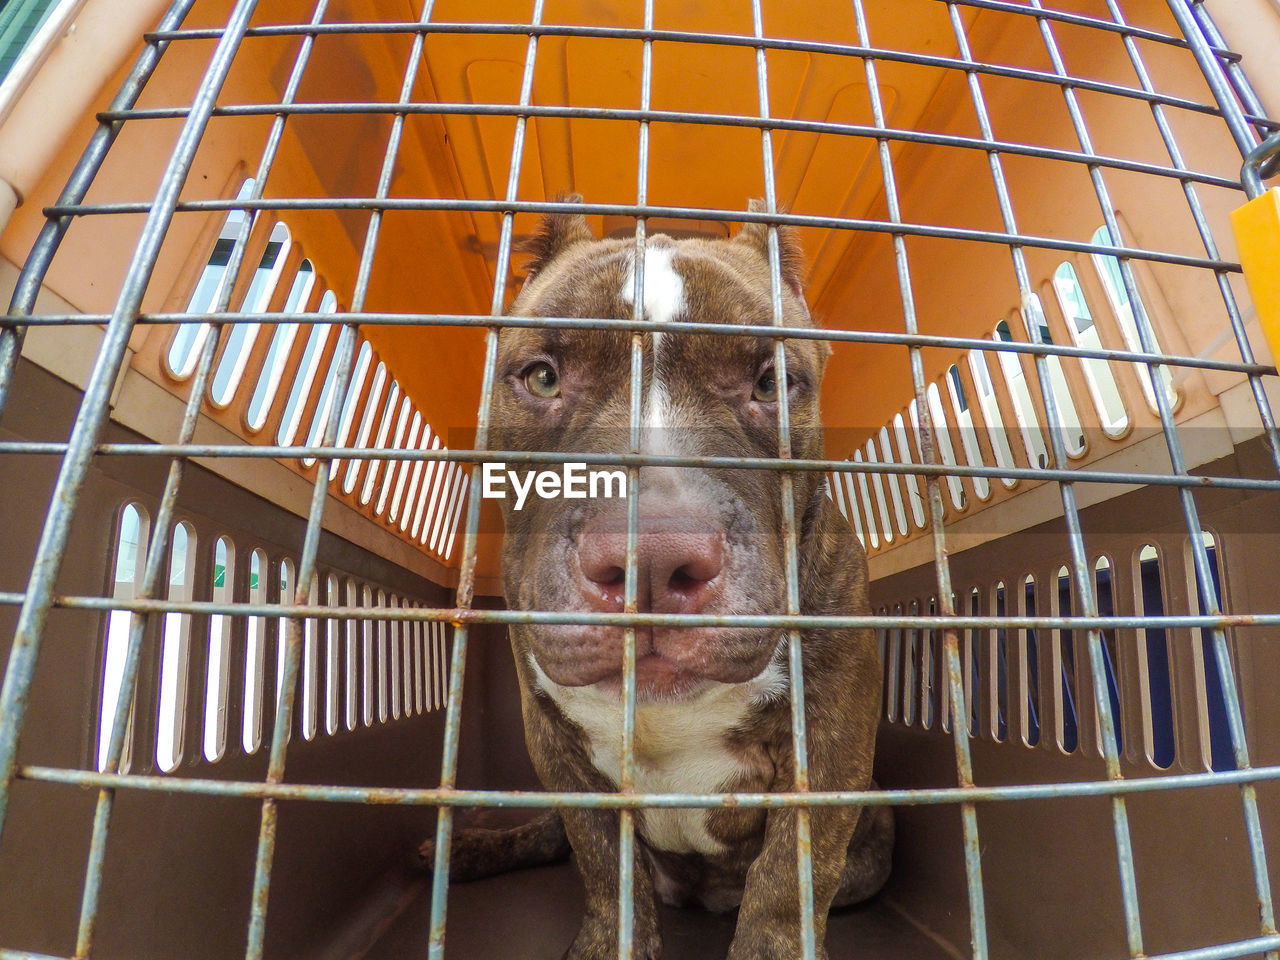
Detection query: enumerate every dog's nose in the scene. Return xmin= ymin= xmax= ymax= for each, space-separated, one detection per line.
xmin=577 ymin=518 xmax=725 ymax=614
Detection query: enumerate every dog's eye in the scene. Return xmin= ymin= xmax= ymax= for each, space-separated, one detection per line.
xmin=524 ymin=362 xmax=561 ymax=398
xmin=752 ymin=367 xmax=778 ymax=403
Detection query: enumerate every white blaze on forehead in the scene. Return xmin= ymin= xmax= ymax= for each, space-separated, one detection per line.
xmin=620 ymin=244 xmax=686 ymax=340
xmin=619 ymin=244 xmax=685 ymax=445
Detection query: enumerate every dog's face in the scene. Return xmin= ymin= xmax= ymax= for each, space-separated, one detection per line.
xmin=492 ymin=202 xmax=829 ymax=701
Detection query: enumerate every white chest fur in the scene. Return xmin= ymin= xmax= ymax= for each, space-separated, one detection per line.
xmin=531 ymin=658 xmax=786 ymax=856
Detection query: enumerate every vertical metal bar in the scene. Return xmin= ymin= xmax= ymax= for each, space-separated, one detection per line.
xmin=1163 ymin=0 xmax=1258 ymax=155
xmin=1023 ymin=5 xmax=1277 ymax=953
xmin=0 ymin=0 xmax=262 ymax=848
xmin=0 ymin=0 xmax=200 ymax=414
xmin=1187 ymin=2 xmax=1271 ymax=137
xmin=617 ymin=0 xmax=655 ymax=955
xmin=75 ymin=303 xmax=219 ymax=958
xmin=748 ymin=4 xmax=817 ymax=956
xmin=53 ymin=5 xmax=247 ymax=942
xmin=426 ymin=4 xmax=545 ymax=957
xmin=846 ymin=2 xmax=990 ymax=956
xmin=1115 ymin=0 xmax=1280 ymax=829
xmin=72 ymin=65 xmax=319 ymax=936
xmin=1094 ymin=0 xmax=1280 ymax=478
xmin=941 ymin=6 xmax=1147 ymax=953
xmin=241 ymin=1 xmax=432 ymax=954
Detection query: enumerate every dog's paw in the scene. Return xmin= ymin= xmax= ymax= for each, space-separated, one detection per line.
xmin=726 ymin=931 xmax=828 ymax=960
xmin=561 ymin=918 xmax=661 ymax=960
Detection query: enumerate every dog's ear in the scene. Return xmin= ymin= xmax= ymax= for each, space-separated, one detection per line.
xmin=735 ymin=198 xmax=805 ymax=298
xmin=520 ymin=192 xmax=593 ymax=281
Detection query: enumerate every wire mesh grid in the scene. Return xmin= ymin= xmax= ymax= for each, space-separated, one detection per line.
xmin=0 ymin=0 xmax=1279 ymax=958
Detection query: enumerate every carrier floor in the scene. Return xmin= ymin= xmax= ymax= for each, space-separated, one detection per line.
xmin=355 ymin=861 xmax=954 ymax=960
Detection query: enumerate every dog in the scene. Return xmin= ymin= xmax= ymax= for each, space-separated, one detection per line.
xmin=420 ymin=197 xmax=892 ymax=959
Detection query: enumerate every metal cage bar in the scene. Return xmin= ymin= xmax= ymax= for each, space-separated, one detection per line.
xmin=5 ymin=594 xmax=1278 ymax=632
xmin=0 ymin=0 xmax=262 ymax=845
xmin=615 ymin=0 xmax=655 ymax=953
xmin=1034 ymin=3 xmax=1278 ymax=951
xmin=83 ymin=101 xmax=1253 ymax=193
xmin=425 ymin=1 xmax=546 ymax=956
xmin=0 ymin=0 xmax=201 ymax=411
xmin=32 ymin=194 xmax=1252 ymax=273
xmin=848 ymin=0 xmax=997 ymax=954
xmin=8 ymin=310 xmax=1278 ymax=383
xmin=115 ymin=17 xmax=1273 ymax=128
xmin=69 ymin=0 xmax=339 ymax=945
xmin=750 ymin=2 xmax=819 ymax=955
xmin=241 ymin=0 xmax=416 ymax=951
xmin=939 ymin=2 xmax=1150 ymax=950
xmin=1097 ymin=0 xmax=1280 ymax=477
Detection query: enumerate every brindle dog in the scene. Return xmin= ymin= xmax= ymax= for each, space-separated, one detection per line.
xmin=421 ymin=197 xmax=892 ymax=960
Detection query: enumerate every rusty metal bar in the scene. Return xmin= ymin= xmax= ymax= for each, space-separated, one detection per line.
xmin=848 ymin=1 xmax=991 ymax=955
xmin=69 ymin=0 xmax=336 ymax=945
xmin=0 ymin=0 xmax=263 ymax=853
xmin=8 ymin=590 xmax=1280 ymax=632
xmin=748 ymin=2 xmax=818 ymax=955
xmin=12 ymin=311 xmax=1279 ymax=381
xmin=6 ymin=7 xmax=226 ymax=955
xmin=36 ymin=196 xmax=1248 ymax=270
xmin=424 ymin=2 xmax=545 ymax=957
xmin=0 ymin=0 xmax=201 ymax=412
xmin=1028 ymin=4 xmax=1279 ymax=953
xmin=241 ymin=0 xmax=418 ymax=951
xmin=615 ymin=0 xmax=655 ymax=954
xmin=942 ymin=3 xmax=1162 ymax=952
xmin=22 ymin=760 xmax=1280 ymax=806
xmin=942 ymin=5 xmax=1150 ymax=950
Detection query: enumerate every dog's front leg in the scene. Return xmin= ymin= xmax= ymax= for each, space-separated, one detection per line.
xmin=521 ymin=694 xmax=662 ymax=960
xmin=727 ymin=626 xmax=881 ymax=960
xmin=559 ymin=805 xmax=662 ymax=960
xmin=726 ymin=803 xmax=860 ymax=960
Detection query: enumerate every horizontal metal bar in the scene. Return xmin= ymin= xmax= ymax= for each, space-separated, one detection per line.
xmin=944 ymin=0 xmax=1236 ymax=53
xmin=1149 ymin=936 xmax=1280 ymax=960
xmin=0 ymin=591 xmax=1275 ymax=632
xmin=95 ymin=101 xmax=1242 ymax=192
xmin=147 ymin=13 xmax=1212 ymax=55
xmin=1 ymin=441 xmax=1277 ymax=493
xmin=1238 ymin=113 xmax=1280 ymax=133
xmin=12 ymin=310 xmax=1271 ymax=376
xmin=136 ymin=20 xmax=1227 ymax=114
xmin=38 ymin=198 xmax=1241 ymax=272
xmin=6 ymin=929 xmax=1263 ymax=960
xmin=18 ymin=762 xmax=1280 ymax=807
xmin=141 ymin=13 xmax=1280 ymax=140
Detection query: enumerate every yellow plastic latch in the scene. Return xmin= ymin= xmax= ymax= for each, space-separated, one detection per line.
xmin=1231 ymin=187 xmax=1280 ymax=366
